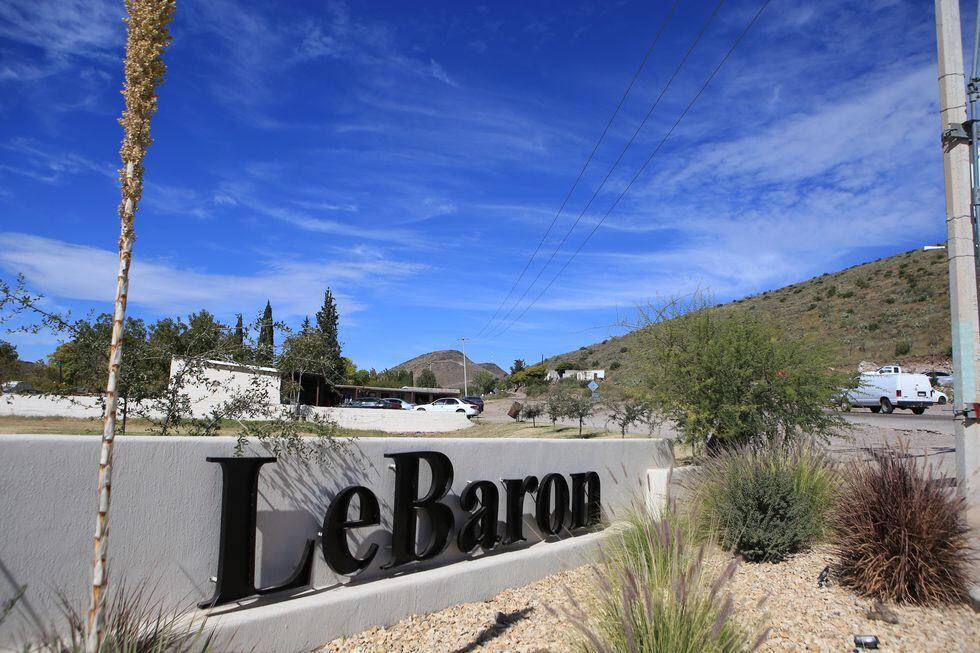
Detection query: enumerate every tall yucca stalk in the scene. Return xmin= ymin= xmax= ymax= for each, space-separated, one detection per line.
xmin=87 ymin=1 xmax=176 ymax=650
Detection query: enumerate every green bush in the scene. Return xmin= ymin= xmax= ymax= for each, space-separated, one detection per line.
xmin=567 ymin=510 xmax=767 ymax=653
xmin=885 ymin=296 xmax=896 ymax=304
xmin=833 ymin=448 xmax=970 ymax=604
xmin=609 ymin=360 xmax=621 ymax=370
xmin=894 ymin=340 xmax=911 ymax=356
xmin=826 ymin=285 xmax=837 ymax=297
xmin=685 ymin=444 xmax=838 ymax=563
xmin=636 ymin=294 xmax=852 ymax=449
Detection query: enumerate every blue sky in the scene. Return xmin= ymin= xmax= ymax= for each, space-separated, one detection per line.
xmin=0 ymin=0 xmax=953 ymax=371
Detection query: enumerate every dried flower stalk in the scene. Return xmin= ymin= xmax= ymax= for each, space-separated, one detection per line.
xmin=87 ymin=1 xmax=176 ymax=650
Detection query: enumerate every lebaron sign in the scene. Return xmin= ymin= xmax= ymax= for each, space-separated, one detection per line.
xmin=199 ymin=451 xmax=602 ymax=607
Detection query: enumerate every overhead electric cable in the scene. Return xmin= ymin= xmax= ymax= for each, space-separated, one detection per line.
xmin=480 ymin=0 xmax=729 ymax=342
xmin=472 ymin=0 xmax=684 ymax=339
xmin=484 ymin=0 xmax=772 ymax=342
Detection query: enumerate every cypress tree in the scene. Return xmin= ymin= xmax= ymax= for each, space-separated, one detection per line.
xmin=257 ymin=300 xmax=274 ymax=365
xmin=233 ymin=313 xmax=244 ymax=361
xmin=315 ymin=288 xmax=343 ymax=383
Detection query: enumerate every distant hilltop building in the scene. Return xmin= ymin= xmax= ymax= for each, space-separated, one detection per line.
xmin=545 ymin=369 xmax=605 ymax=382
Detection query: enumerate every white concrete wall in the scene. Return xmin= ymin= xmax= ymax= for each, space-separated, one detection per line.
xmin=0 ymin=396 xmax=472 ymax=433
xmin=0 ymin=435 xmax=673 ymax=651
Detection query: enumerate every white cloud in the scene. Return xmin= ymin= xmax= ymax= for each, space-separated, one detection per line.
xmin=0 ymin=232 xmax=428 ymax=319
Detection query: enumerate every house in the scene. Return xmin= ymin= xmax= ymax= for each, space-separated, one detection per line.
xmin=545 ymin=369 xmax=606 ymax=382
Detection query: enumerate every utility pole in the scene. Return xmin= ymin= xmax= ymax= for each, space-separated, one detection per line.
xmin=459 ymin=337 xmax=469 ymax=395
xmin=935 ymin=0 xmax=980 ymax=599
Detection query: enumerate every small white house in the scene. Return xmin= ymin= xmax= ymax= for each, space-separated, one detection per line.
xmin=546 ymin=369 xmax=606 ymax=382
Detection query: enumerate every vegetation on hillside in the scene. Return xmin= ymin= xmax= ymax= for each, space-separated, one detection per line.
xmin=544 ymin=248 xmax=951 ymax=391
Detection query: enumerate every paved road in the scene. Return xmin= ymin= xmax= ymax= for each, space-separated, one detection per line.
xmin=481 ymin=398 xmax=959 ymax=475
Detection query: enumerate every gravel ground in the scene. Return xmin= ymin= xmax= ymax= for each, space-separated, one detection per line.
xmin=320 ymin=547 xmax=978 ymax=652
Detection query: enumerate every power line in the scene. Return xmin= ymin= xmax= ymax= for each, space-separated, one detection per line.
xmin=484 ymin=0 xmax=773 ymax=342
xmin=478 ymin=0 xmax=729 ymax=343
xmin=472 ymin=0 xmax=684 ymax=339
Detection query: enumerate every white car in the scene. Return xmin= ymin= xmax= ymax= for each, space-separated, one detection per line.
xmin=382 ymin=398 xmax=415 ymax=410
xmin=415 ymin=397 xmax=479 ymax=416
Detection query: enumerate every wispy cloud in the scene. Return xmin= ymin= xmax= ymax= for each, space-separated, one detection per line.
xmin=0 ymin=139 xmax=115 ymax=184
xmin=0 ymin=232 xmax=428 ymax=319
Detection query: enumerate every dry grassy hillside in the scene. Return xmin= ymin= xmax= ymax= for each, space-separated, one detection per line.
xmin=544 ymin=248 xmax=951 ymax=390
xmin=391 ymin=349 xmax=506 ymax=389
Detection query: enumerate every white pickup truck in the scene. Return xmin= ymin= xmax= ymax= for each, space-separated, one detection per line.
xmin=845 ymin=365 xmax=940 ymax=415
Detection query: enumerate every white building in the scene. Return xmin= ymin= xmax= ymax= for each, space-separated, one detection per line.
xmin=168 ymin=357 xmax=282 ymax=416
xmin=545 ymin=369 xmax=605 ymax=382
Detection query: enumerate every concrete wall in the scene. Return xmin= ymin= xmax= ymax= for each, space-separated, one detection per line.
xmin=0 ymin=395 xmax=472 ymax=433
xmin=0 ymin=435 xmax=673 ymax=651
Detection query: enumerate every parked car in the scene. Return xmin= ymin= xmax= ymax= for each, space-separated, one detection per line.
xmin=462 ymin=396 xmax=484 ymax=413
xmin=925 ymin=370 xmax=955 ymax=387
xmin=381 ymin=398 xmax=415 ymax=410
xmin=415 ymin=397 xmax=479 ymax=416
xmin=1 ymin=381 xmax=34 ymax=394
xmin=346 ymin=397 xmax=388 ymax=409
xmin=845 ymin=365 xmax=937 ymax=415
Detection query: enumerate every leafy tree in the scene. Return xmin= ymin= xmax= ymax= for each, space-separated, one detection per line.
xmin=0 ymin=340 xmax=18 ymax=385
xmin=183 ymin=310 xmax=227 ymax=357
xmin=315 ymin=288 xmax=344 ymax=384
xmin=232 ymin=313 xmax=246 ymax=362
xmin=256 ymin=301 xmax=274 ymax=364
xmin=607 ymin=398 xmax=650 ymax=437
xmin=416 ymin=368 xmax=439 ymax=388
xmin=508 ymin=364 xmax=547 ymax=390
xmin=471 ymin=371 xmax=498 ymax=395
xmin=566 ymin=392 xmax=596 ymax=437
xmin=555 ymin=361 xmax=575 ymax=375
xmin=637 ymin=294 xmax=852 ymax=451
xmin=546 ymin=388 xmax=570 ymax=428
xmin=521 ymin=403 xmax=543 ymax=426
xmin=510 ymin=359 xmax=526 ymax=374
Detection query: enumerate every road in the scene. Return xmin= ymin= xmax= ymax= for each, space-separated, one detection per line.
xmin=480 ymin=398 xmax=959 ymax=476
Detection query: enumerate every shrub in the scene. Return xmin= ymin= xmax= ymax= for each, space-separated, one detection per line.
xmin=21 ymin=583 xmax=219 ymax=652
xmin=832 ymin=448 xmax=970 ymax=604
xmin=609 ymin=361 xmax=621 ymax=370
xmin=637 ymin=294 xmax=852 ymax=450
xmin=826 ymin=285 xmax=837 ymax=297
xmin=619 ymin=346 xmax=628 ymax=353
xmin=894 ymin=340 xmax=911 ymax=356
xmin=885 ymin=296 xmax=895 ymax=304
xmin=685 ymin=444 xmax=838 ymax=563
xmin=564 ymin=511 xmax=768 ymax=652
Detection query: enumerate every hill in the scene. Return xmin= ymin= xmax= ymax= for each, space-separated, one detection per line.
xmin=544 ymin=248 xmax=952 ymax=389
xmin=391 ymin=349 xmax=506 ymax=390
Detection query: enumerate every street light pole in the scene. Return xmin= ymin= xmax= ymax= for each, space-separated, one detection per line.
xmin=935 ymin=0 xmax=980 ymax=597
xmin=460 ymin=337 xmax=469 ymax=395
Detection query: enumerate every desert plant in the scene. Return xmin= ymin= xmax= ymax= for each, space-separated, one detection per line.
xmin=635 ymin=293 xmax=852 ymax=451
xmin=25 ymin=583 xmax=219 ymax=652
xmin=521 ymin=403 xmax=543 ymax=426
xmin=832 ymin=447 xmax=970 ymax=604
xmin=894 ymin=340 xmax=911 ymax=356
xmin=685 ymin=443 xmax=838 ymax=562
xmin=90 ymin=1 xmax=177 ymax=646
xmin=563 ymin=510 xmax=768 ymax=653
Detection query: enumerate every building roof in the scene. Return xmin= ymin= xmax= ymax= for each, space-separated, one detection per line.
xmin=334 ymin=384 xmax=460 ymax=394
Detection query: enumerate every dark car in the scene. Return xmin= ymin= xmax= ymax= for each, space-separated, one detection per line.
xmin=347 ymin=397 xmax=387 ymax=409
xmin=462 ymin=396 xmax=484 ymax=413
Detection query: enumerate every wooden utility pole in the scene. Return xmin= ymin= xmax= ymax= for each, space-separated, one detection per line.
xmin=935 ymin=0 xmax=980 ymax=599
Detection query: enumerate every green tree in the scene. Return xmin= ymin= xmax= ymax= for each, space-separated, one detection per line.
xmin=471 ymin=371 xmax=498 ymax=395
xmin=232 ymin=313 xmax=245 ymax=361
xmin=521 ymin=403 xmax=543 ymax=426
xmin=315 ymin=288 xmax=344 ymax=384
xmin=510 ymin=359 xmax=526 ymax=374
xmin=638 ymin=294 xmax=852 ymax=451
xmin=546 ymin=388 xmax=570 ymax=428
xmin=256 ymin=301 xmax=274 ymax=365
xmin=416 ymin=368 xmax=439 ymax=388
xmin=182 ymin=310 xmax=227 ymax=357
xmin=0 ymin=340 xmax=18 ymax=385
xmin=566 ymin=392 xmax=596 ymax=437
xmin=607 ymin=398 xmax=650 ymax=437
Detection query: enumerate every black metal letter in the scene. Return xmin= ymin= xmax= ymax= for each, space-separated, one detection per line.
xmin=199 ymin=457 xmax=315 ymax=607
xmin=457 ymin=480 xmax=500 ymax=553
xmin=535 ymin=473 xmax=570 ymax=536
xmin=570 ymin=471 xmax=602 ymax=529
xmin=384 ymin=451 xmax=455 ymax=568
xmin=321 ymin=485 xmax=381 ymax=575
xmin=501 ymin=476 xmax=538 ymax=544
